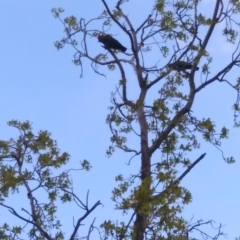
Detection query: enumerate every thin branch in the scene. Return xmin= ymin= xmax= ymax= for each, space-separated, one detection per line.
xmin=153 ymin=153 xmax=206 ymax=200
xmin=136 ymin=14 xmax=152 ymax=33
xmin=87 ymin=218 xmax=96 ymax=240
xmin=107 ymin=49 xmax=135 ymax=107
xmin=177 ymin=153 xmax=206 ymax=183
xmin=59 ymin=187 xmax=87 ymax=210
xmin=0 ymin=203 xmax=52 ymax=240
xmin=195 ymin=58 xmax=240 ymax=93
xmin=119 ymin=211 xmax=136 ymax=240
xmin=69 ymin=200 xmax=102 ymax=240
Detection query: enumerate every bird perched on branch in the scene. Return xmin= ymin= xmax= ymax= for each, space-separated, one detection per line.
xmin=168 ymin=61 xmax=199 ymax=71
xmin=98 ymin=34 xmax=127 ymax=52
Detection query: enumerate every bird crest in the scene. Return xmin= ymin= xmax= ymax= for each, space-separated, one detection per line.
xmin=98 ymin=34 xmax=104 ymax=40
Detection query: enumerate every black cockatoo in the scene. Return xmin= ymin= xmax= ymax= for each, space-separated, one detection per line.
xmin=168 ymin=61 xmax=199 ymax=71
xmin=98 ymin=34 xmax=127 ymax=52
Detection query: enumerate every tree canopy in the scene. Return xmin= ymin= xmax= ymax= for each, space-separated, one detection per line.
xmin=1 ymin=0 xmax=240 ymax=239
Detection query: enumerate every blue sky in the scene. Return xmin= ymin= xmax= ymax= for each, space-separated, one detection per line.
xmin=0 ymin=0 xmax=240 ymax=239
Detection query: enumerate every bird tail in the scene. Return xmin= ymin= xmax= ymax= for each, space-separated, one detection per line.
xmin=121 ymin=46 xmax=127 ymax=52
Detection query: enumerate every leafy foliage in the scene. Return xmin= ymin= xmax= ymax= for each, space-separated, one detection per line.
xmin=0 ymin=120 xmax=101 ymax=240
xmin=53 ymin=0 xmax=240 ymax=239
xmin=1 ymin=0 xmax=240 ymax=239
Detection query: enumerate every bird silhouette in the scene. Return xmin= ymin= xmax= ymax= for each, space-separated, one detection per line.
xmin=168 ymin=61 xmax=199 ymax=71
xmin=98 ymin=34 xmax=127 ymax=52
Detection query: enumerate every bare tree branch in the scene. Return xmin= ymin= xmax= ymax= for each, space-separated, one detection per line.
xmin=0 ymin=203 xmax=52 ymax=240
xmin=69 ymin=200 xmax=102 ymax=240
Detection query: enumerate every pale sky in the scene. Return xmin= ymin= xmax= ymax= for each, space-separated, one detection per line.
xmin=0 ymin=1 xmax=240 ymax=239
